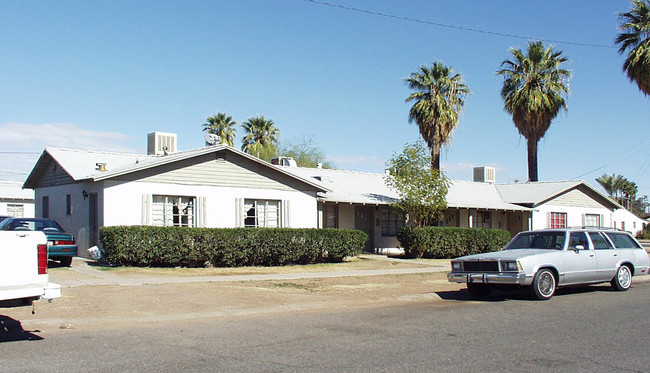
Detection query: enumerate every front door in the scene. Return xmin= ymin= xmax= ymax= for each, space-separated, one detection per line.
xmin=88 ymin=193 xmax=98 ymax=247
xmin=354 ymin=206 xmax=374 ymax=252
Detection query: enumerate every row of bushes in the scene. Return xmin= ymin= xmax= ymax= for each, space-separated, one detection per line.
xmin=397 ymin=226 xmax=511 ymax=259
xmin=100 ymin=226 xmax=367 ymax=267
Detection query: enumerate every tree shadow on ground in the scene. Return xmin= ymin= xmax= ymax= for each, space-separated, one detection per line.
xmin=0 ymin=315 xmax=43 ymax=342
xmin=436 ymin=285 xmax=604 ymax=302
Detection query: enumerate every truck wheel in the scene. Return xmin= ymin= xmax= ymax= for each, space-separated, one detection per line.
xmin=532 ymin=269 xmax=556 ymax=300
xmin=59 ymin=257 xmax=73 ymax=267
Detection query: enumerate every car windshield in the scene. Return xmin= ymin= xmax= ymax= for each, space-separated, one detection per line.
xmin=507 ymin=232 xmax=566 ymax=250
xmin=0 ymin=218 xmax=63 ymax=232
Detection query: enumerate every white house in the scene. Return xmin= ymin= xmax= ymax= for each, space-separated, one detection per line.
xmin=23 ymin=138 xmax=328 ymax=254
xmin=23 ymin=134 xmax=646 ymax=257
xmin=0 ymin=180 xmax=34 ymax=218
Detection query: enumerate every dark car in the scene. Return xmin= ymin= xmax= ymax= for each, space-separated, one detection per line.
xmin=0 ymin=218 xmax=77 ymax=266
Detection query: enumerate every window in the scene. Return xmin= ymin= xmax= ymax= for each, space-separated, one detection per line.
xmin=381 ymin=207 xmax=405 ymax=236
xmin=568 ymin=232 xmax=589 ymax=250
xmin=7 ymin=204 xmax=24 ymax=218
xmin=549 ymin=212 xmax=567 ymax=228
xmin=588 ymin=232 xmax=612 ymax=250
xmin=323 ymin=203 xmax=338 ymax=228
xmin=151 ymin=195 xmax=195 ymax=227
xmin=583 ymin=214 xmax=600 ymax=227
xmin=42 ymin=196 xmax=49 ymax=218
xmin=605 ymin=232 xmax=641 ymax=249
xmin=471 ymin=211 xmax=491 ymax=229
xmin=66 ymin=194 xmax=72 ymax=215
xmin=244 ymin=199 xmax=281 ymax=228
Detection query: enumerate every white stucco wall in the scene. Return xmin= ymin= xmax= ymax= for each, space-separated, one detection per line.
xmin=102 ymin=180 xmax=319 ymax=229
xmin=612 ymin=208 xmax=646 ymax=235
xmin=532 ymin=204 xmax=614 ymax=230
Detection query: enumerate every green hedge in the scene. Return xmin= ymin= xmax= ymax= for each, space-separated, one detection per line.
xmin=396 ymin=226 xmax=512 ymax=259
xmin=100 ymin=226 xmax=367 ymax=267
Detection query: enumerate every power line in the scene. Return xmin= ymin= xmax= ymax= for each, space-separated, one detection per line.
xmin=300 ymin=0 xmax=617 ymax=49
xmin=0 ymin=152 xmax=40 ymax=155
xmin=572 ymin=139 xmax=650 ymax=180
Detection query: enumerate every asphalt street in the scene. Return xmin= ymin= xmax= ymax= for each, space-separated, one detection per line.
xmin=1 ymin=281 xmax=649 ymax=373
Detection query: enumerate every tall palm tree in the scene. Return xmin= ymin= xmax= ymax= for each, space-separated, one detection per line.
xmin=404 ymin=62 xmax=470 ymax=171
xmin=202 ymin=113 xmax=237 ymax=146
xmin=241 ymin=115 xmax=280 ymax=154
xmin=596 ymin=173 xmax=626 ymax=199
xmin=616 ymin=0 xmax=650 ymax=96
xmin=497 ymin=41 xmax=571 ymax=182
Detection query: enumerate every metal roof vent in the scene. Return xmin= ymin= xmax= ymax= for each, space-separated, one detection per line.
xmin=473 ymin=166 xmax=496 ymax=184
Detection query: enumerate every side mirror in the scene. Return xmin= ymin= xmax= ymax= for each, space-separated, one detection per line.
xmin=573 ymin=245 xmax=585 ymax=252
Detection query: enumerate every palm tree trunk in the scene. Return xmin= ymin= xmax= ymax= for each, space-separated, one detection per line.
xmin=432 ymin=145 xmax=441 ymax=171
xmin=527 ymin=138 xmax=539 ymax=182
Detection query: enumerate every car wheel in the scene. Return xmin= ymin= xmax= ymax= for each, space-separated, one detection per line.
xmin=532 ymin=269 xmax=556 ymax=300
xmin=59 ymin=257 xmax=73 ymax=267
xmin=467 ymin=283 xmax=491 ymax=298
xmin=611 ymin=265 xmax=632 ymax=291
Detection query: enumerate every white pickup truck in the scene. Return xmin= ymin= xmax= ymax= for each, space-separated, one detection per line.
xmin=0 ymin=231 xmax=61 ymax=305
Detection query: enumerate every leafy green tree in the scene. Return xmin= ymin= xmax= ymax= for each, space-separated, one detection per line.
xmin=202 ymin=113 xmax=237 ymax=146
xmin=497 ymin=41 xmax=571 ymax=182
xmin=277 ymin=137 xmax=334 ymax=168
xmin=384 ymin=141 xmax=449 ymax=226
xmin=241 ymin=116 xmax=280 ymax=157
xmin=616 ymin=0 xmax=650 ymax=96
xmin=404 ymin=62 xmax=470 ymax=171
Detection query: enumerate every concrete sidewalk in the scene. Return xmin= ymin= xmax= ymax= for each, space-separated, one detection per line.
xmin=51 ymin=255 xmax=452 ymax=288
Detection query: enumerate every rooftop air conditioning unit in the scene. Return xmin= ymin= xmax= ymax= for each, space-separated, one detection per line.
xmin=147 ymin=132 xmax=177 ymax=156
xmin=271 ymin=156 xmax=297 ymax=167
xmin=473 ymin=166 xmax=496 ymax=184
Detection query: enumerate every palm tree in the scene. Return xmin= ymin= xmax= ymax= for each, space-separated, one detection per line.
xmin=596 ymin=173 xmax=626 ymax=199
xmin=497 ymin=41 xmax=571 ymax=182
xmin=616 ymin=0 xmax=650 ymax=96
xmin=202 ymin=113 xmax=237 ymax=146
xmin=404 ymin=62 xmax=470 ymax=171
xmin=241 ymin=115 xmax=280 ymax=155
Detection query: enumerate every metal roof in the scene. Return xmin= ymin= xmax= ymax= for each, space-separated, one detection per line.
xmin=496 ymin=180 xmax=621 ymax=209
xmin=24 ymin=146 xmax=330 ymax=192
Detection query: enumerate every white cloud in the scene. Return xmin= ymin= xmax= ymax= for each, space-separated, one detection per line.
xmin=0 ymin=123 xmax=136 ymax=152
xmin=0 ymin=123 xmax=137 ymax=181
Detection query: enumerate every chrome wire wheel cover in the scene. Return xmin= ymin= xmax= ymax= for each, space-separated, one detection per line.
xmin=618 ymin=266 xmax=632 ymax=289
xmin=538 ymin=271 xmax=555 ymax=297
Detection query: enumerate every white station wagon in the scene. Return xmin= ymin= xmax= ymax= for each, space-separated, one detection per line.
xmin=447 ymin=228 xmax=650 ymax=300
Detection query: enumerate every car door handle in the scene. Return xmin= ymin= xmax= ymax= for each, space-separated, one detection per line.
xmin=590 ymin=254 xmax=595 ymax=257
xmin=16 ymin=233 xmax=27 ymax=237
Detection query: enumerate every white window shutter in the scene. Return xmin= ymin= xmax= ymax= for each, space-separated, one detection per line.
xmin=582 ymin=214 xmax=586 ymax=227
xmin=282 ymin=200 xmax=290 ymax=228
xmin=546 ymin=212 xmax=551 ymax=228
xmin=142 ymin=194 xmax=151 ymax=225
xmin=235 ymin=198 xmax=243 ymax=227
xmin=196 ymin=197 xmax=207 ymax=227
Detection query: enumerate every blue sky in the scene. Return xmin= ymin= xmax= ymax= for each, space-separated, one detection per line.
xmin=1 ymin=1 xmax=648 ymax=200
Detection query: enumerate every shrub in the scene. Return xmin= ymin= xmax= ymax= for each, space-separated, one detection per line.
xmin=100 ymin=226 xmax=367 ymax=267
xmin=397 ymin=226 xmax=511 ymax=259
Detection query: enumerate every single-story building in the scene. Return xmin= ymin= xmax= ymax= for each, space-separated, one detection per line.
xmin=0 ymin=180 xmax=34 ymax=218
xmin=23 ymin=133 xmax=646 ymax=257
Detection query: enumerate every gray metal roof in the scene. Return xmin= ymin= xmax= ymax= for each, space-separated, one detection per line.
xmin=496 ymin=180 xmax=621 ymax=208
xmin=24 ymin=146 xmax=329 ymax=192
xmin=283 ymin=167 xmax=532 ymax=211
xmin=0 ymin=180 xmax=33 ymax=201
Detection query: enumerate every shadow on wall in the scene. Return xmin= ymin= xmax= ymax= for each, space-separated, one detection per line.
xmin=0 ymin=315 xmax=44 ymax=342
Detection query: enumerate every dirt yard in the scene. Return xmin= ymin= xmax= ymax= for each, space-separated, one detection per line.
xmin=1 ymin=257 xmax=465 ymax=333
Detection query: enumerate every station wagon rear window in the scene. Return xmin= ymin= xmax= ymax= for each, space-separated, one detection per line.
xmin=605 ymin=232 xmax=642 ymax=249
xmin=507 ymin=232 xmax=566 ymax=250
